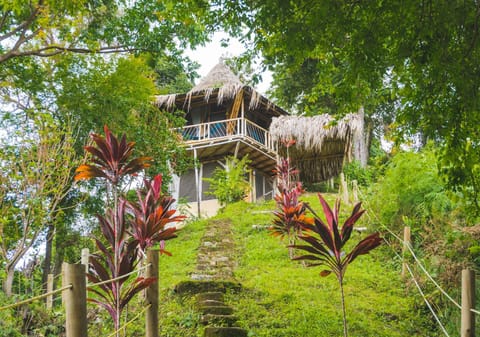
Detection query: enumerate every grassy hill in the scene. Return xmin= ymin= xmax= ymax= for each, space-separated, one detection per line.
xmin=155 ymin=193 xmax=440 ymax=337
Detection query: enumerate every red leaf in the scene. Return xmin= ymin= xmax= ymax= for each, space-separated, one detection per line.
xmin=320 ymin=270 xmax=332 ymax=277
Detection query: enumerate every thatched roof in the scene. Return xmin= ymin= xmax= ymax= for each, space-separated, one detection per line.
xmin=154 ymin=61 xmax=288 ymax=118
xmin=270 ymin=114 xmax=362 ymax=183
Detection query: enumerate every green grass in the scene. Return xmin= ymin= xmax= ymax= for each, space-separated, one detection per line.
xmin=153 ymin=194 xmax=441 ymax=336
xmin=219 ymin=195 xmax=441 ymax=337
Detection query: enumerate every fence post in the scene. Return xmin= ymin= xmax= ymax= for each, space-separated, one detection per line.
xmin=62 ymin=263 xmax=88 ymax=337
xmin=146 ymin=249 xmax=159 ymax=337
xmin=401 ymin=226 xmax=411 ymax=278
xmin=352 ymin=180 xmax=359 ymax=202
xmin=339 ymin=173 xmax=349 ymax=204
xmin=461 ymin=269 xmax=475 ymax=337
xmin=46 ymin=273 xmax=54 ymax=310
xmin=81 ymin=248 xmax=89 ymax=269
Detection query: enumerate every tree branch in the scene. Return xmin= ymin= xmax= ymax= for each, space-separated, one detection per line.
xmin=0 ymin=44 xmax=144 ymax=63
xmin=0 ymin=0 xmax=42 ymax=42
xmin=0 ymin=10 xmax=11 ymax=31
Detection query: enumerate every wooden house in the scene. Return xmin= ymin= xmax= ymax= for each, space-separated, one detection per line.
xmin=156 ymin=61 xmax=289 ymax=216
xmin=156 ymin=61 xmax=363 ymax=216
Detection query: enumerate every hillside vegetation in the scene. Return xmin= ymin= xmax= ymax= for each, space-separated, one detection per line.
xmin=156 ymin=194 xmax=441 ymax=337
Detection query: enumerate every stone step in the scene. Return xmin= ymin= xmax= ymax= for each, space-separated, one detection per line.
xmin=197 ymin=299 xmax=226 ymax=307
xmin=201 ymin=314 xmax=238 ymax=326
xmin=199 ymin=305 xmax=234 ymax=316
xmin=196 ymin=292 xmax=225 ymax=303
xmin=175 ymin=280 xmax=241 ymax=295
xmin=204 ymin=327 xmax=248 ymax=337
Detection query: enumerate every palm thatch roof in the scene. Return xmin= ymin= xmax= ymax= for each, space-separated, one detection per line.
xmin=154 ymin=61 xmax=288 ymax=119
xmin=270 ymin=114 xmax=362 ymax=183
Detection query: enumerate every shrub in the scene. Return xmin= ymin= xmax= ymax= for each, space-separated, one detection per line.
xmin=342 ymin=160 xmax=374 ymax=187
xmin=367 ymin=146 xmax=453 ymax=230
xmin=204 ymin=156 xmax=251 ymax=206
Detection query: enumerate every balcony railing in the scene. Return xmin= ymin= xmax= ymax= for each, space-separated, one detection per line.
xmin=178 ymin=118 xmax=276 ymax=153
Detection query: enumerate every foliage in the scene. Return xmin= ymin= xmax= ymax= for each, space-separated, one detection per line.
xmin=342 ymin=160 xmax=375 ymax=187
xmin=0 ymin=0 xmax=214 ymax=64
xmin=75 ymin=126 xmax=183 ymax=335
xmin=0 ymin=114 xmax=79 ymax=296
xmin=291 ymin=194 xmax=382 ymax=337
xmin=76 ymin=125 xmax=152 ymax=185
xmin=271 ymin=155 xmax=309 ymax=257
xmin=204 ymin=156 xmax=251 ymax=206
xmin=214 ymin=196 xmax=440 ymax=336
xmin=126 ymin=175 xmax=185 ymax=253
xmin=219 ymin=0 xmax=480 ymax=213
xmin=367 ymin=146 xmax=454 ymax=229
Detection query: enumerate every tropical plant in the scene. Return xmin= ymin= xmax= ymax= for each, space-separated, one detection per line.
xmin=126 ymin=174 xmax=185 ymax=254
xmin=271 ymin=155 xmax=309 ymax=257
xmin=204 ymin=156 xmax=251 ymax=206
xmin=291 ymin=194 xmax=383 ymax=337
xmin=75 ymin=126 xmax=182 ymax=335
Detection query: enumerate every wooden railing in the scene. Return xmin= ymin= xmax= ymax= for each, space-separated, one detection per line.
xmin=178 ymin=118 xmax=276 ymax=152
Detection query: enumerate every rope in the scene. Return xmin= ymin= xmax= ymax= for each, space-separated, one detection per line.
xmin=0 ymin=284 xmax=72 ymax=311
xmin=358 ymin=190 xmax=462 ymax=310
xmin=380 ymin=224 xmax=462 ymax=310
xmin=105 ymin=304 xmax=151 ymax=337
xmin=88 ymin=263 xmax=151 ymax=288
xmin=470 ymin=308 xmax=480 ymax=315
xmin=405 ymin=263 xmax=451 ymax=337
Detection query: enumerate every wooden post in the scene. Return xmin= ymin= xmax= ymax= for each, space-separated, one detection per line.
xmin=352 ymin=180 xmax=359 ymax=202
xmin=81 ymin=248 xmax=89 ymax=270
xmin=146 ymin=249 xmax=159 ymax=337
xmin=401 ymin=226 xmax=411 ymax=278
xmin=328 ymin=178 xmax=334 ymax=191
xmin=62 ymin=263 xmax=88 ymax=337
xmin=193 ymin=148 xmax=201 ymax=218
xmin=339 ymin=173 xmax=349 ymax=204
xmin=461 ymin=269 xmax=475 ymax=337
xmin=46 ymin=273 xmax=54 ymax=310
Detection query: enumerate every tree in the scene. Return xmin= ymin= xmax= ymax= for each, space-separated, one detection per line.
xmin=0 ymin=0 xmax=214 ymax=64
xmin=0 ymin=115 xmax=78 ymax=296
xmin=220 ymin=0 xmax=480 ymax=211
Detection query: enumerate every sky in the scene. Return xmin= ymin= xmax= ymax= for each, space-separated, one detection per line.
xmin=184 ymin=31 xmax=272 ymax=94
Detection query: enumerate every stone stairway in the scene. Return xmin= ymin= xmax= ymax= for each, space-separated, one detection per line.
xmin=175 ymin=220 xmax=247 ymax=337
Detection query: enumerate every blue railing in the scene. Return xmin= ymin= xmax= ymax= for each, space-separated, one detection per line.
xmin=177 ymin=118 xmax=275 ymax=152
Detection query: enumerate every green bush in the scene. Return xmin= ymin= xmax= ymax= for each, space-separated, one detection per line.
xmin=342 ymin=160 xmax=374 ymax=186
xmin=204 ymin=156 xmax=251 ymax=206
xmin=367 ymin=146 xmax=453 ymax=230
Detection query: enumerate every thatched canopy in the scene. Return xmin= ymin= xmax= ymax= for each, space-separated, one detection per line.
xmin=270 ymin=114 xmax=362 ymax=183
xmin=154 ymin=61 xmax=288 ymax=122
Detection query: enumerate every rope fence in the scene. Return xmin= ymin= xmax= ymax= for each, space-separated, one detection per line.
xmin=87 ymin=263 xmax=151 ymax=288
xmin=405 ymin=263 xmax=451 ymax=337
xmin=0 ymin=249 xmax=160 ymax=337
xmin=0 ymin=284 xmax=73 ymax=311
xmin=357 ymin=186 xmax=478 ymax=335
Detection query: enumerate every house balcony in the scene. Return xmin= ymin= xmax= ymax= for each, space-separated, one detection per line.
xmin=176 ymin=118 xmax=278 ymax=173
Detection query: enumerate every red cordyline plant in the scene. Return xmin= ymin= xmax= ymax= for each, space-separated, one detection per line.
xmin=126 ymin=174 xmax=185 ymax=254
xmin=75 ymin=126 xmax=183 ymax=335
xmin=291 ymin=194 xmax=383 ymax=337
xmin=271 ymin=140 xmax=309 ymax=257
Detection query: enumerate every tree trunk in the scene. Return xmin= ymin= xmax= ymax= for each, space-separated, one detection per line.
xmin=4 ymin=266 xmax=15 ymax=297
xmin=352 ymin=107 xmax=369 ymax=167
xmin=42 ymin=224 xmax=54 ymax=293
